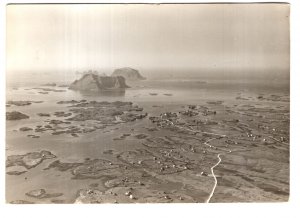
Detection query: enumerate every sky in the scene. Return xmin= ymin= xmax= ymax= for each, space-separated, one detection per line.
xmin=6 ymin=4 xmax=290 ymax=78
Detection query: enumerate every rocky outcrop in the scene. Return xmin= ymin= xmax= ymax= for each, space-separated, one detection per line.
xmin=69 ymin=74 xmax=130 ymax=91
xmin=25 ymin=189 xmax=63 ymax=199
xmin=111 ymin=67 xmax=146 ymax=81
xmin=19 ymin=127 xmax=33 ymax=131
xmin=6 ymin=101 xmax=43 ymax=106
xmin=6 ymin=150 xmax=56 ymax=169
xmin=6 ymin=111 xmax=29 ymax=120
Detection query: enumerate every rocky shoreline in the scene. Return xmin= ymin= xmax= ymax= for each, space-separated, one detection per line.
xmin=6 ymin=90 xmax=290 ymax=203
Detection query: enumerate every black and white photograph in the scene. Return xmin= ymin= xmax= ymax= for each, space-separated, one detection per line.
xmin=2 ymin=2 xmax=298 ymax=215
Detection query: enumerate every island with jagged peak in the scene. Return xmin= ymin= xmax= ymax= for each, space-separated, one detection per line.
xmin=111 ymin=67 xmax=146 ymax=81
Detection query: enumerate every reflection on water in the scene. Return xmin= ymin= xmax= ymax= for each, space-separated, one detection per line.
xmin=72 ymin=89 xmax=126 ymax=97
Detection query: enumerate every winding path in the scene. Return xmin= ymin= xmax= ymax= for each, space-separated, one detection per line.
xmin=164 ymin=118 xmax=231 ymax=203
xmin=203 ymin=138 xmax=232 ymax=203
xmin=159 ymin=112 xmax=288 ymax=202
xmin=205 ymin=153 xmax=222 ymax=203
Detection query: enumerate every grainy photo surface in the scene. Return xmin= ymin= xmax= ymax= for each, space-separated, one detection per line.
xmin=6 ymin=3 xmax=290 ymax=204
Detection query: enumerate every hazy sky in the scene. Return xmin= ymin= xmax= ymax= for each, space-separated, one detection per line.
xmin=7 ymin=4 xmax=289 ymax=77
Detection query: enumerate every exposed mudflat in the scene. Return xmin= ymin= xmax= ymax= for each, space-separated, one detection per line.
xmin=6 ymin=81 xmax=289 ymax=203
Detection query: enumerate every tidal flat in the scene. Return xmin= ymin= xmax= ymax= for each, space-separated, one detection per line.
xmin=6 ymin=80 xmax=289 ymax=203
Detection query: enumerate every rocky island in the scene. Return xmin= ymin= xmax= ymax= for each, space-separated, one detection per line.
xmin=111 ymin=67 xmax=146 ymax=81
xmin=5 ymin=4 xmax=290 ymax=207
xmin=69 ymin=73 xmax=130 ymax=91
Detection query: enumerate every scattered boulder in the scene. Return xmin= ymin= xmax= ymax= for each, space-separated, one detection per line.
xmin=74 ymin=189 xmax=109 ymax=204
xmin=74 ymin=187 xmax=195 ymax=203
xmin=37 ymin=113 xmax=51 ymax=117
xmin=188 ymin=105 xmax=197 ymax=110
xmin=161 ymin=112 xmax=177 ymax=119
xmin=179 ymin=110 xmax=199 ymax=117
xmin=200 ymin=171 xmax=208 ymax=176
xmin=19 ymin=127 xmax=33 ymax=132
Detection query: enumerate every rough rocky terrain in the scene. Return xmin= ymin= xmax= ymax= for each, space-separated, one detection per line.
xmin=6 ymin=88 xmax=289 ymax=204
